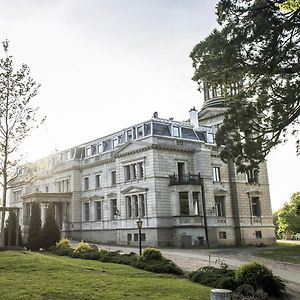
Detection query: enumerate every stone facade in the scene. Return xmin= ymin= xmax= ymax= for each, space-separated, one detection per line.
xmin=9 ymin=95 xmax=276 ymax=248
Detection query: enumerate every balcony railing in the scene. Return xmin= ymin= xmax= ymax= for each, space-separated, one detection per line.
xmin=169 ymin=173 xmax=201 ymax=186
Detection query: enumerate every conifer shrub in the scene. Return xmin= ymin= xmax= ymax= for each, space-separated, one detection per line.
xmin=27 ymin=202 xmax=42 ymax=251
xmin=4 ymin=211 xmax=23 ymax=247
xmin=74 ymin=241 xmax=91 ymax=253
xmin=40 ymin=204 xmax=61 ymax=250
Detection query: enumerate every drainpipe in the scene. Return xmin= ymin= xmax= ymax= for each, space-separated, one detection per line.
xmin=200 ymin=177 xmax=210 ymax=248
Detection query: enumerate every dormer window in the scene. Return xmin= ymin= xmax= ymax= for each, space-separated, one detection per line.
xmin=127 ymin=129 xmax=133 ymax=141
xmin=137 ymin=125 xmax=144 ymax=138
xmin=97 ymin=143 xmax=103 ymax=153
xmin=207 ymin=132 xmax=214 ymax=143
xmin=113 ymin=138 xmax=118 ymax=149
xmin=173 ymin=126 xmax=180 ymax=137
xmin=85 ymin=147 xmax=91 ymax=157
xmin=91 ymin=145 xmax=97 ymax=156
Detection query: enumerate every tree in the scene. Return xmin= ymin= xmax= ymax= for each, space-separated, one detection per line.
xmin=4 ymin=211 xmax=22 ymax=246
xmin=27 ymin=202 xmax=42 ymax=251
xmin=41 ymin=204 xmax=61 ymax=250
xmin=190 ymin=0 xmax=300 ymax=172
xmin=277 ymin=192 xmax=300 ymax=237
xmin=0 ymin=40 xmax=44 ymax=246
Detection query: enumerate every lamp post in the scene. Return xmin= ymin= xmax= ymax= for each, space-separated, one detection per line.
xmin=136 ymin=217 xmax=143 ymax=256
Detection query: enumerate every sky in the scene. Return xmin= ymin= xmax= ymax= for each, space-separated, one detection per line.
xmin=1 ymin=0 xmax=299 ymax=211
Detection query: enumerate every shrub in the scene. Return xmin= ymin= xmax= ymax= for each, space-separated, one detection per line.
xmin=56 ymin=238 xmax=71 ymax=249
xmin=4 ymin=211 xmax=23 ymax=247
xmin=27 ymin=202 xmax=42 ymax=251
xmin=40 ymin=204 xmax=61 ymax=250
xmin=74 ymin=241 xmax=91 ymax=253
xmin=141 ymin=248 xmax=163 ymax=261
xmin=235 ymin=261 xmax=285 ymax=296
xmin=235 ymin=283 xmax=255 ymax=297
xmin=79 ymin=249 xmax=100 ymax=260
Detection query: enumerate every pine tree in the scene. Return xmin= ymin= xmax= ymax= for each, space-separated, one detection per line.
xmin=41 ymin=204 xmax=61 ymax=250
xmin=27 ymin=202 xmax=41 ymax=251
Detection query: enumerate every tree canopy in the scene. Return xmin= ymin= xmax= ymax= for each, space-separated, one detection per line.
xmin=190 ymin=0 xmax=300 ymax=172
xmin=0 ymin=41 xmax=44 ymax=246
xmin=276 ymin=192 xmax=300 ymax=237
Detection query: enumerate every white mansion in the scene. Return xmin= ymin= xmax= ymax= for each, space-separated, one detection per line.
xmin=9 ymin=88 xmax=275 ymax=247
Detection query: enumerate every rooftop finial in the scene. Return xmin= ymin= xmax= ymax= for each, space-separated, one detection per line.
xmin=3 ymin=40 xmax=9 ymax=53
xmin=153 ymin=111 xmax=158 ymax=118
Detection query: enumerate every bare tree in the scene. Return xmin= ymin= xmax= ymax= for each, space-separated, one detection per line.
xmin=0 ymin=41 xmax=44 ymax=246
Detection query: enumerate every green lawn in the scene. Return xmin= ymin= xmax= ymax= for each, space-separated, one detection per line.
xmin=253 ymin=242 xmax=300 ymax=264
xmin=0 ymin=251 xmax=210 ymax=300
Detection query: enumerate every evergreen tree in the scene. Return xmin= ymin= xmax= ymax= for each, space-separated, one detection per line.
xmin=27 ymin=202 xmax=41 ymax=251
xmin=4 ymin=211 xmax=23 ymax=246
xmin=41 ymin=204 xmax=61 ymax=250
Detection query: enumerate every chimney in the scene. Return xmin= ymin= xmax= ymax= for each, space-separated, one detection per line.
xmin=189 ymin=107 xmax=199 ymax=128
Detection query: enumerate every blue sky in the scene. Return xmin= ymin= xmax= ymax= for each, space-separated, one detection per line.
xmin=1 ymin=0 xmax=299 ymax=210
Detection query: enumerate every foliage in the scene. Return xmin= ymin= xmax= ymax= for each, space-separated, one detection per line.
xmin=56 ymin=238 xmax=71 ymax=249
xmin=74 ymin=241 xmax=91 ymax=253
xmin=4 ymin=211 xmax=23 ymax=246
xmin=141 ymin=247 xmax=163 ymax=261
xmin=190 ymin=266 xmax=237 ymax=290
xmin=0 ymin=40 xmax=44 ymax=246
xmin=235 ymin=261 xmax=285 ymax=296
xmin=27 ymin=202 xmax=41 ymax=251
xmin=40 ymin=204 xmax=61 ymax=250
xmin=277 ymin=192 xmax=300 ymax=237
xmin=0 ymin=251 xmax=211 ymax=300
xmin=278 ymin=0 xmax=300 ymax=11
xmin=190 ymin=0 xmax=300 ymax=172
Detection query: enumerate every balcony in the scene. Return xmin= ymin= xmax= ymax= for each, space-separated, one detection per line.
xmin=169 ymin=173 xmax=201 ymax=186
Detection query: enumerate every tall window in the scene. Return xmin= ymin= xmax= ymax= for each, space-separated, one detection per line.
xmin=133 ymin=195 xmax=138 ymax=218
xmin=173 ymin=126 xmax=180 ymax=137
xmin=246 ymin=169 xmax=259 ymax=184
xmin=111 ymin=199 xmax=118 ymax=219
xmin=83 ymin=203 xmax=89 ymax=222
xmin=177 ymin=162 xmax=185 ymax=181
xmin=139 ymin=194 xmax=146 ymax=217
xmin=95 ymin=201 xmax=102 ymax=221
xmin=137 ymin=125 xmax=144 ymax=138
xmin=124 ymin=162 xmax=144 ymax=182
xmin=95 ymin=174 xmax=100 ymax=189
xmin=127 ymin=129 xmax=133 ymax=141
xmin=12 ymin=190 xmax=21 ymax=203
xmin=126 ymin=194 xmax=146 ymax=218
xmin=111 ymin=171 xmax=116 ymax=186
xmin=84 ymin=177 xmax=89 ymax=191
xmin=212 ymin=167 xmax=221 ymax=182
xmin=251 ymin=197 xmax=261 ymax=217
xmin=193 ymin=192 xmax=201 ymax=215
xmin=179 ymin=192 xmax=189 ymax=215
xmin=215 ymin=196 xmax=225 ymax=217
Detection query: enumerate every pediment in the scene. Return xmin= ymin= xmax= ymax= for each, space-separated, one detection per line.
xmin=246 ymin=189 xmax=261 ymax=196
xmin=214 ymin=187 xmax=228 ymax=195
xmin=121 ymin=186 xmax=148 ymax=195
xmin=107 ymin=192 xmax=117 ymax=198
xmin=114 ymin=141 xmax=151 ymax=157
xmin=91 ymin=195 xmax=104 ymax=200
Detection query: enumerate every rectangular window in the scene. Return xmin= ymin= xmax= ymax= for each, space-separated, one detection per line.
xmin=141 ymin=233 xmax=146 ymax=241
xmin=177 ymin=162 xmax=185 ymax=181
xmin=207 ymin=132 xmax=214 ymax=143
xmin=95 ymin=174 xmax=100 ymax=189
xmin=137 ymin=125 xmax=144 ymax=138
xmin=91 ymin=145 xmax=97 ymax=156
xmin=138 ymin=162 xmax=144 ymax=179
xmin=173 ymin=126 xmax=180 ymax=137
xmin=85 ymin=147 xmax=91 ymax=157
xmin=193 ymin=192 xmax=200 ymax=215
xmin=139 ymin=194 xmax=146 ymax=217
xmin=251 ymin=197 xmax=261 ymax=217
xmin=113 ymin=138 xmax=118 ymax=148
xmin=111 ymin=171 xmax=116 ymax=186
xmin=219 ymin=231 xmax=227 ymax=239
xmin=134 ymin=233 xmax=139 ymax=241
xmin=133 ymin=195 xmax=138 ymax=218
xmin=126 ymin=196 xmax=132 ymax=218
xmin=246 ymin=169 xmax=259 ymax=184
xmin=97 ymin=143 xmax=102 ymax=153
xmin=45 ymin=186 xmax=49 ymax=193
xmin=124 ymin=165 xmax=131 ymax=181
xmin=111 ymin=199 xmax=118 ymax=219
xmin=179 ymin=192 xmax=189 ymax=215
xmin=215 ymin=196 xmax=225 ymax=217
xmin=84 ymin=177 xmax=89 ymax=191
xmin=255 ymin=231 xmax=262 ymax=239
xmin=83 ymin=203 xmax=89 ymax=222
xmin=127 ymin=234 xmax=132 ymax=242
xmin=213 ymin=167 xmax=221 ymax=182
xmin=127 ymin=129 xmax=133 ymax=141
xmin=95 ymin=201 xmax=102 ymax=221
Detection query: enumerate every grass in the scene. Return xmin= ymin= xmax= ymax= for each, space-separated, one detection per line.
xmin=0 ymin=251 xmax=210 ymax=300
xmin=253 ymin=241 xmax=300 ymax=264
